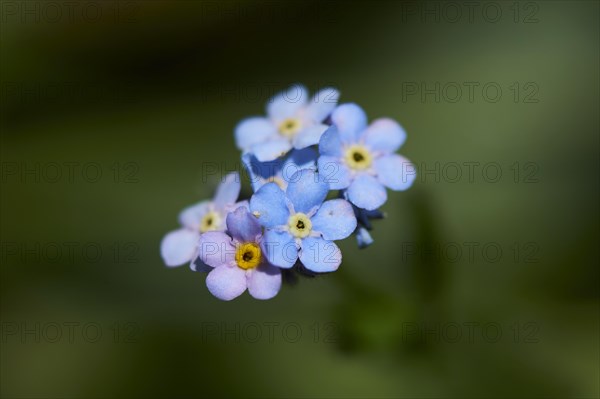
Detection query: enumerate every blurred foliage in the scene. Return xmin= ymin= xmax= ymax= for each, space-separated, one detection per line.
xmin=1 ymin=0 xmax=598 ymax=398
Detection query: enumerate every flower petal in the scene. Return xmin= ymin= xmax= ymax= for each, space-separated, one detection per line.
xmin=226 ymin=206 xmax=262 ymax=243
xmin=363 ymin=118 xmax=407 ymax=154
xmin=206 ymin=265 xmax=247 ymax=301
xmin=250 ymin=182 xmax=290 ymax=228
xmin=228 ymin=200 xmax=249 ymax=213
xmin=285 ymin=169 xmax=329 ymax=214
xmin=267 ymin=84 xmax=308 ymax=120
xmin=178 ymin=200 xmax=210 ymax=230
xmin=317 ymin=155 xmax=351 ymax=190
xmin=374 ymin=154 xmax=417 ymax=191
xmin=305 ymin=87 xmax=340 ymax=122
xmin=190 ymin=256 xmax=213 ymax=273
xmin=299 ymin=236 xmax=341 ymax=273
xmin=311 ymin=199 xmax=357 ymax=241
xmin=213 ymin=172 xmax=241 ymax=210
xmin=251 ymin=137 xmax=293 ymax=162
xmin=331 ymin=103 xmax=367 ymax=143
xmin=160 ymin=229 xmax=200 ymax=267
xmin=235 ymin=117 xmax=277 ymax=151
xmin=356 ymin=227 xmax=374 ymax=249
xmin=346 ymin=174 xmax=388 ymax=211
xmin=244 ymin=148 xmax=317 ymax=191
xmin=318 ymin=126 xmax=343 ymax=157
xmin=279 ymin=148 xmax=317 ymax=185
xmin=247 ymin=263 xmax=282 ymax=300
xmin=242 ymin=152 xmax=283 ymax=191
xmin=261 ymin=229 xmax=298 ymax=268
xmin=198 ymin=231 xmax=236 ymax=268
xmin=292 ymin=123 xmax=328 ymax=149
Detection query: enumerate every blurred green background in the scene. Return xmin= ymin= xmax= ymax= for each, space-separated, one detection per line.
xmin=1 ymin=1 xmax=598 ymax=397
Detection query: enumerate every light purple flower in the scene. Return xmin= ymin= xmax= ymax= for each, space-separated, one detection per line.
xmin=235 ymin=84 xmax=339 ymax=162
xmin=250 ymin=169 xmax=357 ymax=273
xmin=198 ymin=207 xmax=282 ymax=301
xmin=160 ymin=172 xmax=243 ymax=268
xmin=318 ymin=103 xmax=416 ymax=210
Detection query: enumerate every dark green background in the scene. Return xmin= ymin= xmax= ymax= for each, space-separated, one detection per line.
xmin=1 ymin=1 xmax=598 ymax=397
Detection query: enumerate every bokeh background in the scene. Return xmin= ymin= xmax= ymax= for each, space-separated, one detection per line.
xmin=1 ymin=1 xmax=599 ymax=397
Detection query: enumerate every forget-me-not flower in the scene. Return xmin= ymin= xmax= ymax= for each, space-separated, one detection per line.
xmin=198 ymin=206 xmax=282 ymax=301
xmin=318 ymin=103 xmax=416 ymax=211
xmin=242 ymin=148 xmax=317 ymax=192
xmin=250 ymin=169 xmax=357 ymax=273
xmin=235 ymin=84 xmax=339 ymax=162
xmin=160 ymin=172 xmax=243 ymax=268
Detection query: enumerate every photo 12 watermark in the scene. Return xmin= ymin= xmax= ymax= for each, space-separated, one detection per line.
xmin=398 ymin=2 xmax=540 ymax=24
xmin=1 ymin=321 xmax=141 ymax=344
xmin=1 ymin=161 xmax=140 ymax=184
xmin=401 ymin=81 xmax=540 ymax=104
xmin=2 ymin=81 xmax=140 ymax=106
xmin=0 ymin=1 xmax=139 ymax=24
xmin=0 ymin=241 xmax=140 ymax=264
xmin=416 ymin=161 xmax=540 ymax=184
xmin=401 ymin=241 xmax=540 ymax=264
xmin=198 ymin=1 xmax=338 ymax=25
xmin=200 ymin=321 xmax=339 ymax=344
xmin=401 ymin=321 xmax=540 ymax=344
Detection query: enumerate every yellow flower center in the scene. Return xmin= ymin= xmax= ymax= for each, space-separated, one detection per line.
xmin=235 ymin=242 xmax=262 ymax=270
xmin=200 ymin=211 xmax=222 ymax=233
xmin=344 ymin=145 xmax=373 ymax=170
xmin=288 ymin=213 xmax=312 ymax=238
xmin=278 ymin=118 xmax=302 ymax=138
xmin=266 ymin=176 xmax=286 ymax=189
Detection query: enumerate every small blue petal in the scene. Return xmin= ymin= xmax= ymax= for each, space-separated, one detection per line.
xmin=250 ymin=182 xmax=290 ymax=228
xmin=318 ymin=126 xmax=343 ymax=157
xmin=279 ymin=148 xmax=317 ymax=183
xmin=226 ymin=206 xmax=262 ymax=243
xmin=299 ymin=236 xmax=341 ymax=273
xmin=198 ymin=231 xmax=236 ymax=268
xmin=160 ymin=229 xmax=199 ymax=267
xmin=235 ymin=117 xmax=277 ymax=151
xmin=178 ymin=200 xmax=210 ymax=230
xmin=318 ymin=155 xmax=351 ymax=190
xmin=251 ymin=137 xmax=293 ymax=162
xmin=346 ymin=174 xmax=387 ymax=211
xmin=331 ymin=103 xmax=367 ymax=143
xmin=190 ymin=256 xmax=213 ymax=273
xmin=305 ymin=87 xmax=340 ymax=122
xmin=292 ymin=123 xmax=329 ymax=149
xmin=242 ymin=152 xmax=284 ymax=192
xmin=285 ymin=169 xmax=329 ymax=214
xmin=244 ymin=148 xmax=317 ymax=192
xmin=213 ymin=172 xmax=241 ymax=211
xmin=356 ymin=227 xmax=374 ymax=249
xmin=364 ymin=118 xmax=406 ymax=154
xmin=261 ymin=229 xmax=298 ymax=269
xmin=267 ymin=84 xmax=308 ymax=120
xmin=311 ymin=199 xmax=357 ymax=241
xmin=206 ymin=265 xmax=247 ymax=301
xmin=374 ymin=154 xmax=417 ymax=191
xmin=247 ymin=263 xmax=281 ymax=300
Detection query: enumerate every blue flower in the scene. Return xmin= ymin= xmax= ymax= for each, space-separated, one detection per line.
xmin=160 ymin=172 xmax=244 ymax=268
xmin=318 ymin=103 xmax=416 ymax=211
xmin=198 ymin=206 xmax=281 ymax=301
xmin=250 ymin=169 xmax=357 ymax=273
xmin=353 ymin=207 xmax=384 ymax=248
xmin=242 ymin=148 xmax=317 ymax=192
xmin=356 ymin=227 xmax=374 ymax=249
xmin=235 ymin=84 xmax=339 ymax=162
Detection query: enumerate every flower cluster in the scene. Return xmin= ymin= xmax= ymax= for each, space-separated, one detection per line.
xmin=161 ymin=84 xmax=416 ymax=300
